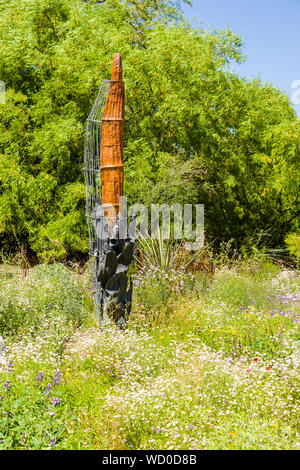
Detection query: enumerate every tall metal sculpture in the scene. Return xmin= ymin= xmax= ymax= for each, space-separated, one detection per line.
xmin=84 ymin=54 xmax=135 ymax=327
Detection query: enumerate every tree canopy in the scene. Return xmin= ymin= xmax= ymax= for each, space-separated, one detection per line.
xmin=0 ymin=0 xmax=299 ymax=261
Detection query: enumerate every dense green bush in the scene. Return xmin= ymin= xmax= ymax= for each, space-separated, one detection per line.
xmin=285 ymin=232 xmax=300 ymax=259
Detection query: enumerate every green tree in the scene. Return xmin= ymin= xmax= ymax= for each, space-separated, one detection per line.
xmin=0 ymin=0 xmax=299 ymax=260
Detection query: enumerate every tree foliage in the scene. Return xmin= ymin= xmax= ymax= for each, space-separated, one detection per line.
xmin=0 ymin=0 xmax=299 ymax=260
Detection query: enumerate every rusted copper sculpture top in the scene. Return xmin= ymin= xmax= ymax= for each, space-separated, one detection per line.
xmin=111 ymin=53 xmax=123 ymax=80
xmin=100 ymin=53 xmax=125 ymax=226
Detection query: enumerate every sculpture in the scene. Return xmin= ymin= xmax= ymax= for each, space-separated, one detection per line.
xmin=101 ymin=53 xmax=124 ymax=225
xmin=84 ymin=54 xmax=135 ymax=327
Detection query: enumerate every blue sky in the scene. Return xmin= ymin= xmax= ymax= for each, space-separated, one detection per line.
xmin=182 ymin=0 xmax=300 ymax=115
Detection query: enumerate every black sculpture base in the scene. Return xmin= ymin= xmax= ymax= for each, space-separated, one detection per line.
xmin=92 ymin=202 xmax=135 ymax=327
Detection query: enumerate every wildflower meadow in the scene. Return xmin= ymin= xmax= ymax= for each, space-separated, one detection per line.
xmin=0 ymin=257 xmax=299 ymax=450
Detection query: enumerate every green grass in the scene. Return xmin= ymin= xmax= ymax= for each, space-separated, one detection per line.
xmin=0 ymin=261 xmax=299 ymax=450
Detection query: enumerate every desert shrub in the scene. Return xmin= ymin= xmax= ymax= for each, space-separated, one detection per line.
xmin=132 ymin=265 xmax=210 ymax=323
xmin=193 ymin=270 xmax=300 ymax=358
xmin=207 ymin=270 xmax=273 ymax=309
xmin=0 ymin=264 xmax=90 ymax=340
xmin=254 ymin=261 xmax=282 ymax=279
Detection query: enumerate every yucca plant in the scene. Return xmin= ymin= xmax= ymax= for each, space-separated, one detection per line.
xmin=136 ymin=225 xmax=207 ymax=272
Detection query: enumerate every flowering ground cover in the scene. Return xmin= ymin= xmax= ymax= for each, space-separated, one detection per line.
xmin=0 ymin=262 xmax=299 ymax=449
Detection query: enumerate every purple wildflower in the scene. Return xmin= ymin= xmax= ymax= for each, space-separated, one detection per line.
xmin=53 ymin=370 xmax=61 ymax=385
xmin=51 ymin=396 xmax=61 ymax=406
xmin=4 ymin=380 xmax=11 ymax=392
xmin=50 ymin=438 xmax=56 ymax=448
xmin=36 ymin=372 xmax=44 ymax=383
